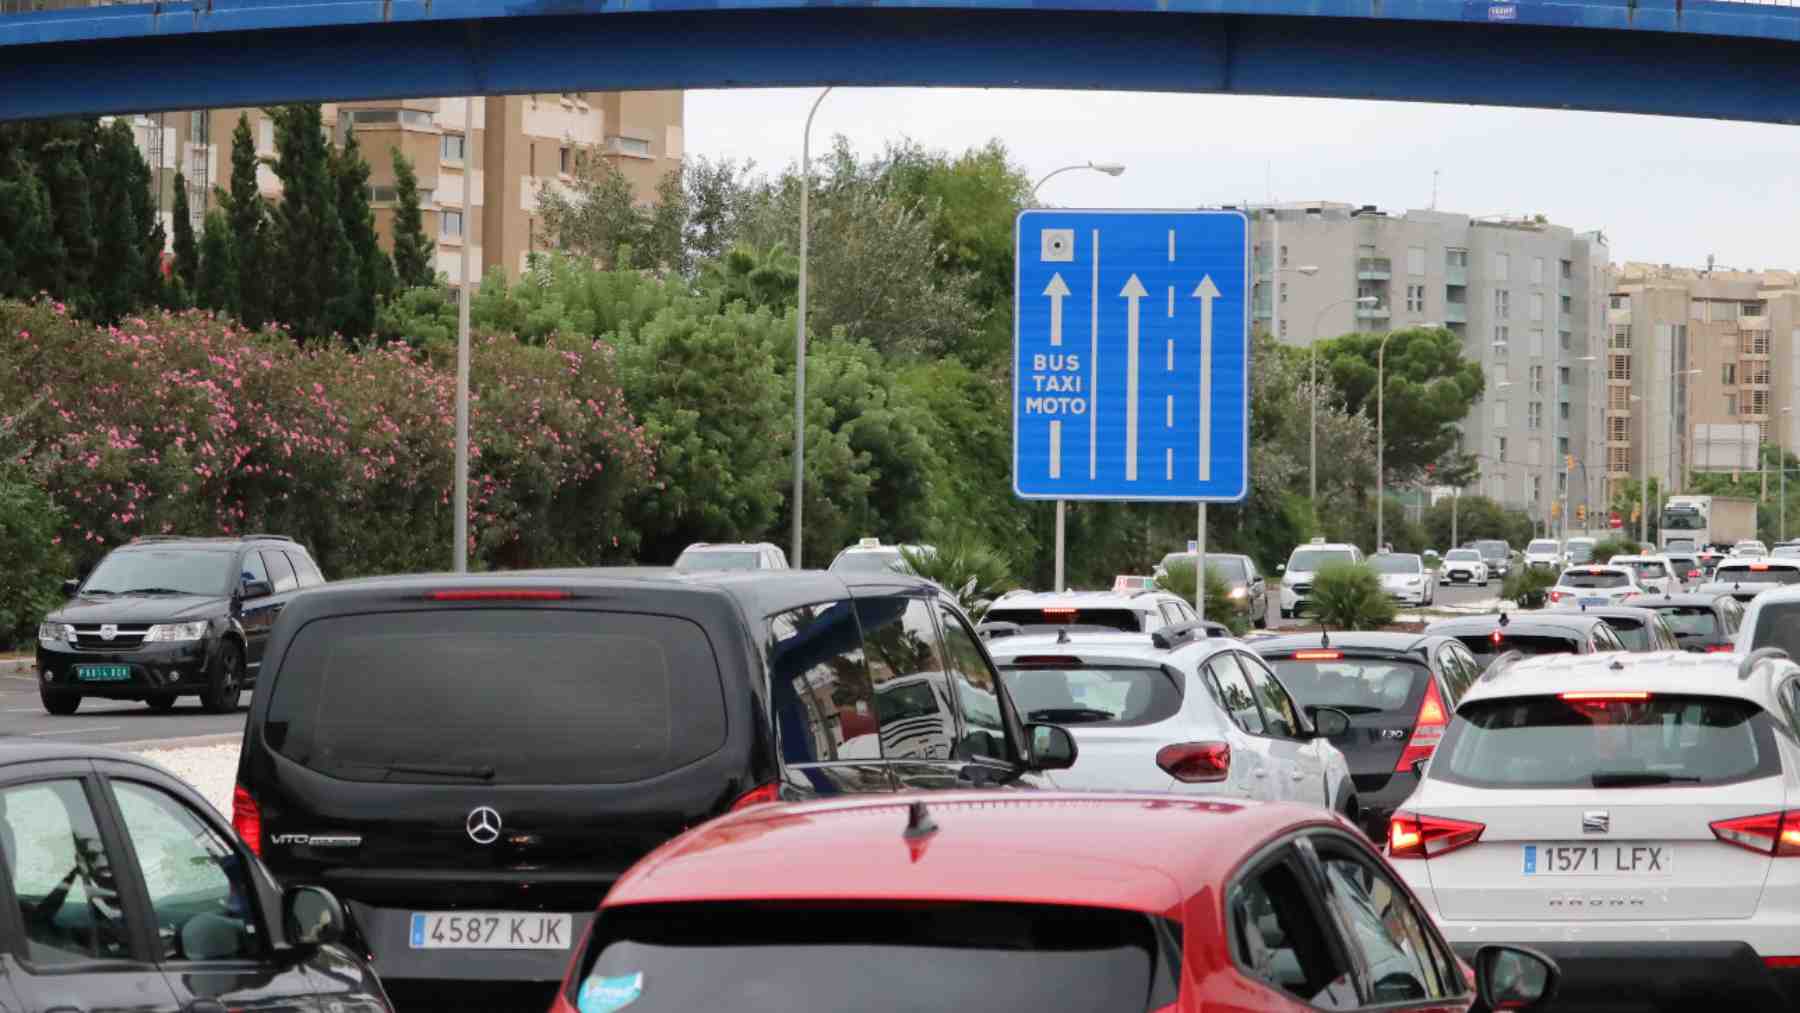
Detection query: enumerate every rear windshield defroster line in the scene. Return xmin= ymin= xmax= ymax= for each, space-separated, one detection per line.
xmin=263 ymin=609 xmax=728 ymax=785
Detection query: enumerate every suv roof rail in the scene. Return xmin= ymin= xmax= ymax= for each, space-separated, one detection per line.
xmin=240 ymin=533 xmax=298 ymax=543
xmin=1151 ymin=620 xmax=1231 ymax=649
xmin=126 ymin=535 xmax=190 ymax=543
xmin=1739 ymin=647 xmax=1790 ymax=681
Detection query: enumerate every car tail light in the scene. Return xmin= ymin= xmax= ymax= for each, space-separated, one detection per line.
xmin=1688 ymin=570 xmax=1701 ymax=579
xmin=1387 ymin=811 xmax=1485 ymax=859
xmin=425 ymin=589 xmax=572 ymax=601
xmin=1292 ymin=650 xmax=1341 ymax=661
xmin=1766 ymin=956 xmax=1800 ymax=969
xmin=1156 ymin=742 xmax=1230 ymax=783
xmin=1709 ymin=810 xmax=1800 ymax=857
xmin=1042 ymin=607 xmax=1077 ymax=616
xmin=1488 ymin=630 xmax=1503 ymax=646
xmin=232 ymin=784 xmax=262 ymax=856
xmin=1752 ymin=563 xmax=1771 ymax=571
xmin=1548 ymin=590 xmax=1567 ymax=603
xmin=729 ymin=782 xmax=781 ymax=811
xmin=1707 ymin=645 xmax=1734 ymax=654
xmin=1559 ymin=690 xmax=1651 ymax=702
xmin=1395 ymin=680 xmax=1447 ymax=773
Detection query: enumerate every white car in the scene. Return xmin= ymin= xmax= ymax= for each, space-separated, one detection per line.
xmin=1389 ymin=649 xmax=1800 ymax=1009
xmin=827 ymin=537 xmax=934 ymax=575
xmin=1707 ymin=558 xmax=1800 ymax=607
xmin=1563 ymin=536 xmax=1598 ymax=566
xmin=1544 ymin=564 xmax=1644 ymax=607
xmin=671 ymin=541 xmax=789 ymax=570
xmin=1371 ymin=552 xmax=1434 ymax=607
xmin=1438 ymin=548 xmax=1490 ymax=587
xmin=986 ymin=629 xmax=1359 ymax=822
xmin=1734 ymin=582 xmax=1800 ymax=656
xmin=1277 ymin=539 xmax=1364 ymax=619
xmin=1610 ymin=553 xmax=1679 ymax=596
xmin=1523 ymin=539 xmax=1564 ymax=574
xmin=1731 ymin=539 xmax=1769 ymax=559
xmin=1664 ymin=552 xmax=1701 ymax=585
xmin=983 ymin=588 xmax=1201 ymax=635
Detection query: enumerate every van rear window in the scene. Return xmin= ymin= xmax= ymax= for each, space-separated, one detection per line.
xmin=264 ymin=610 xmax=727 ymax=784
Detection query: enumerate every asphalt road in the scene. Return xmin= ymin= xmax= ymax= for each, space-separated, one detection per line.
xmin=0 ymin=658 xmax=246 ymax=746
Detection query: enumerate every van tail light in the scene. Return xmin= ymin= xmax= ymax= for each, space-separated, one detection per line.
xmin=1394 ymin=679 xmax=1447 ymax=772
xmin=729 ymin=782 xmax=781 ymax=811
xmin=1707 ymin=645 xmax=1735 ymax=654
xmin=1766 ymin=956 xmax=1800 ymax=970
xmin=1156 ymin=742 xmax=1230 ymax=783
xmin=1387 ymin=811 xmax=1485 ymax=859
xmin=1547 ymin=590 xmax=1567 ymax=604
xmin=232 ymin=784 xmax=262 ymax=856
xmin=1709 ymin=810 xmax=1800 ymax=857
xmin=1688 ymin=570 xmax=1701 ymax=580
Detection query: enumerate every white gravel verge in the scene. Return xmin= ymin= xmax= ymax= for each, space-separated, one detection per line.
xmin=130 ymin=741 xmax=239 ymax=819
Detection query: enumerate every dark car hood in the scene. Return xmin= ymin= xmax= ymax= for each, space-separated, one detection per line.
xmin=48 ymin=593 xmax=227 ymax=623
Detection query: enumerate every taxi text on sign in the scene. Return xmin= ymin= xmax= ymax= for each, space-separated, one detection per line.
xmin=1012 ymin=209 xmax=1249 ymax=502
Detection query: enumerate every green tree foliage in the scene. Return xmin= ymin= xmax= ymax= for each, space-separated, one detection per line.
xmin=538 ymin=152 xmax=645 ymax=270
xmin=171 ymin=172 xmax=200 ymax=296
xmin=1318 ymin=326 xmax=1484 ymax=486
xmin=330 ymin=130 xmax=394 ymax=340
xmin=1585 ymin=538 xmax=1638 ymax=564
xmin=194 ymin=210 xmax=237 ymax=314
xmin=1422 ymin=495 xmax=1535 ymax=551
xmin=901 ymin=535 xmax=1015 ymax=619
xmin=696 ymin=242 xmax=797 ymax=313
xmin=269 ymin=104 xmax=355 ymax=340
xmin=1155 ymin=559 xmax=1248 ymax=635
xmin=0 ymin=148 xmax=54 ymax=300
xmin=225 ymin=114 xmax=270 ymax=328
xmin=89 ymin=120 xmax=149 ymax=323
xmin=389 ymin=149 xmax=435 ymax=289
xmin=1502 ymin=567 xmax=1557 ymax=609
xmin=1310 ymin=561 xmax=1398 ymax=630
xmin=0 ymin=404 xmax=70 ymax=650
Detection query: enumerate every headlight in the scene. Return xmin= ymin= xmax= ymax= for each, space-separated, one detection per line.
xmin=1228 ymin=587 xmax=1248 ymax=600
xmin=37 ymin=622 xmax=75 ymax=646
xmin=1405 ymin=577 xmax=1421 ymax=586
xmin=145 ymin=621 xmax=209 ymax=643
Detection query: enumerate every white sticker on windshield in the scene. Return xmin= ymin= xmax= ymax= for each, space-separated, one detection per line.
xmin=579 ymin=971 xmax=645 ymax=1013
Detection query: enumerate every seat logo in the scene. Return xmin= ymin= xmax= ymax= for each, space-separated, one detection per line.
xmin=98 ymin=624 xmax=117 ymax=641
xmin=1582 ymin=810 xmax=1610 ymax=834
xmin=466 ymin=806 xmax=502 ymax=845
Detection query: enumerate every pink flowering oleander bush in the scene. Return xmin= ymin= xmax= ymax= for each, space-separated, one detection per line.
xmin=0 ymin=299 xmax=656 ymax=587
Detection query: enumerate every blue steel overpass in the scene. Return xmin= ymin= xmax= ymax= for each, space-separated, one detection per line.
xmin=0 ymin=0 xmax=1798 ymax=123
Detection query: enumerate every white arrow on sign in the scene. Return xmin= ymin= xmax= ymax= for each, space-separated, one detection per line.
xmin=1120 ymin=274 xmax=1148 ymax=481
xmin=1043 ymin=273 xmax=1070 ymax=347
xmin=1192 ymin=275 xmax=1220 ymax=481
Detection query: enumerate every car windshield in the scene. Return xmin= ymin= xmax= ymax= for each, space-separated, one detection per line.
xmin=1660 ymin=509 xmax=1705 ymax=531
xmin=1773 ymin=546 xmax=1800 ymax=558
xmin=568 ymin=901 xmax=1177 ymax=1013
xmin=1527 ymin=541 xmax=1559 ymax=554
xmin=1622 ymin=560 xmax=1669 ymax=579
xmin=1664 ymin=537 xmax=1698 ymax=552
xmin=829 ymin=549 xmax=906 ymax=574
xmin=996 ymin=664 xmax=1183 ymax=725
xmin=1268 ymin=657 xmax=1426 ymax=716
xmin=1437 ymin=694 xmax=1775 ymax=788
xmin=1649 ymin=605 xmax=1721 ymax=640
xmin=1475 ymin=541 xmax=1508 ymax=559
xmin=80 ymin=548 xmax=233 ymax=596
xmin=1370 ymin=555 xmax=1422 ymax=575
xmin=984 ymin=607 xmax=1146 ymax=633
xmin=1715 ymin=565 xmax=1800 ymax=585
xmin=1444 ymin=550 xmax=1481 ymax=562
xmin=1288 ymin=549 xmax=1354 ymax=571
xmin=673 ymin=550 xmax=761 ymax=571
xmin=1559 ymin=570 xmax=1629 ymax=589
xmin=1565 ymin=542 xmax=1595 ymax=563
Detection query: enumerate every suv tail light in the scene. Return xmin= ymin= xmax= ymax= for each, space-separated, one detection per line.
xmin=1388 ymin=811 xmax=1485 ymax=859
xmin=1547 ymin=590 xmax=1568 ymax=604
xmin=1156 ymin=742 xmax=1230 ymax=783
xmin=729 ymin=782 xmax=781 ymax=811
xmin=1709 ymin=810 xmax=1800 ymax=857
xmin=1394 ymin=679 xmax=1447 ymax=773
xmin=1706 ymin=645 xmax=1734 ymax=654
xmin=232 ymin=784 xmax=262 ymax=856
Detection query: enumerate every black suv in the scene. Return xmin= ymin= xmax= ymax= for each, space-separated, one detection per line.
xmin=36 ymin=535 xmax=325 ymax=715
xmin=233 ymin=569 xmax=1073 ymax=1001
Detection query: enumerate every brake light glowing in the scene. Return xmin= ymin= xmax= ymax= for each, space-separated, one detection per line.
xmin=1489 ymin=630 xmax=1504 ymax=645
xmin=1387 ymin=811 xmax=1485 ymax=859
xmin=1710 ymin=810 xmax=1800 ymax=857
xmin=1041 ymin=607 xmax=1078 ymax=616
xmin=1766 ymin=956 xmax=1800 ymax=969
xmin=1688 ymin=570 xmax=1701 ymax=579
xmin=728 ymin=783 xmax=781 ymax=811
xmin=1394 ymin=679 xmax=1447 ymax=773
xmin=1559 ymin=690 xmax=1651 ymax=702
xmin=1292 ymin=650 xmax=1342 ymax=661
xmin=1156 ymin=742 xmax=1231 ymax=783
xmin=425 ymin=589 xmax=572 ymax=601
xmin=1751 ymin=564 xmax=1771 ymax=571
xmin=1707 ymin=645 xmax=1735 ymax=654
xmin=232 ymin=784 xmax=262 ymax=856
xmin=1548 ymin=590 xmax=1567 ymax=603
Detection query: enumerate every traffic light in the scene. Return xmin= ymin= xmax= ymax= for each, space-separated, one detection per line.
xmin=1576 ymin=504 xmax=1587 ymax=523
xmin=1565 ymin=454 xmax=1575 ymax=472
xmin=1551 ymin=501 xmax=1562 ymax=518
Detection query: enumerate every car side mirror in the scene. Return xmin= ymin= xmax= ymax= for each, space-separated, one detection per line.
xmin=1026 ymin=723 xmax=1078 ymax=772
xmin=62 ymin=578 xmax=80 ymax=597
xmin=1473 ymin=944 xmax=1559 ymax=1010
xmin=240 ymin=579 xmax=273 ymax=600
xmin=283 ymin=885 xmax=346 ymax=948
xmin=1308 ymin=706 xmax=1351 ymax=738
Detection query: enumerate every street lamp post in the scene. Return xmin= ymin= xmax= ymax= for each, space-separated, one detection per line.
xmin=1030 ymin=160 xmax=1126 ymax=591
xmin=1310 ymin=294 xmax=1378 ymax=503
xmin=791 ymin=86 xmax=832 ymax=570
xmin=452 ymin=96 xmax=475 ymax=573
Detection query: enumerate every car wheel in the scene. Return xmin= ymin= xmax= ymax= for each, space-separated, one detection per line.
xmin=40 ymin=689 xmax=79 ymax=716
xmin=145 ymin=695 xmax=178 ymax=713
xmin=202 ymin=640 xmax=245 ymax=715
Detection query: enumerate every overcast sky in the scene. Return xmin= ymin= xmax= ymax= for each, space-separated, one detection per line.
xmin=688 ymin=88 xmax=1800 ymax=273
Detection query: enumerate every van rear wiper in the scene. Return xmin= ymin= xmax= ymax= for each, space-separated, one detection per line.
xmin=384 ymin=762 xmax=496 ymax=780
xmin=1590 ymin=771 xmax=1701 ymax=788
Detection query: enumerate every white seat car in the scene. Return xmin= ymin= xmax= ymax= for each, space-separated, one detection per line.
xmin=1438 ymin=548 xmax=1490 ymax=587
xmin=1371 ymin=552 xmax=1434 ymax=607
xmin=1610 ymin=553 xmax=1678 ymax=596
xmin=1389 ymin=649 xmax=1800 ymax=1009
xmin=1544 ymin=564 xmax=1644 ymax=607
xmin=1731 ymin=539 xmax=1769 ymax=559
xmin=1523 ymin=539 xmax=1564 ymax=574
xmin=827 ymin=537 xmax=934 ymax=575
xmin=1277 ymin=539 xmax=1364 ymax=619
xmin=985 ymin=627 xmax=1360 ymax=824
xmin=672 ymin=541 xmax=789 ymax=570
xmin=983 ymin=588 xmax=1200 ymax=635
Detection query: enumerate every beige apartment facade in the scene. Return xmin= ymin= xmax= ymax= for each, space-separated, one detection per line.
xmin=125 ymin=91 xmax=683 ymax=287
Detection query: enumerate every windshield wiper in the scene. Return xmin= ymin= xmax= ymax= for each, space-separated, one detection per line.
xmin=383 ymin=762 xmax=496 ymax=781
xmin=118 ymin=587 xmax=187 ymax=595
xmin=1027 ymin=707 xmax=1115 ymax=724
xmin=1590 ymin=771 xmax=1701 ymax=788
xmin=79 ymin=588 xmax=117 ymax=596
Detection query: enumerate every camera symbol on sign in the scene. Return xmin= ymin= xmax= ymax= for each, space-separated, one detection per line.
xmin=1040 ymin=229 xmax=1075 ymax=263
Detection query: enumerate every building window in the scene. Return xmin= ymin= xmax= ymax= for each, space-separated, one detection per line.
xmin=1723 ymin=362 xmax=1738 ymax=385
xmin=1559 ymin=365 xmax=1571 ymax=386
xmin=440 ymin=209 xmax=464 ymax=239
xmin=1447 ymin=248 xmax=1468 ymax=269
xmin=1560 ymin=330 xmax=1572 ymax=352
xmin=340 ymin=108 xmax=433 ymax=129
xmin=1528 ymin=401 xmax=1543 ymax=431
xmin=1529 ymin=329 xmax=1544 ymax=357
xmin=1691 ymin=299 xmax=1708 ymax=322
xmin=1608 ymin=353 xmax=1631 ymax=381
xmin=1726 ymin=393 xmax=1739 ymax=416
xmin=1529 ymin=365 xmax=1544 ymax=394
xmin=1532 ymin=257 xmax=1545 ymax=285
xmin=1279 ymin=282 xmax=1288 ymax=304
xmin=1494 ymin=402 xmax=1509 ymax=428
xmin=559 ymin=145 xmax=572 ymax=175
xmin=1560 ymin=294 xmax=1572 ymax=314
xmin=607 ymin=135 xmax=652 ymax=157
xmin=1280 ymin=245 xmax=1288 ymax=267
xmin=1532 ymin=475 xmax=1543 ymax=502
xmin=1407 ymin=246 xmax=1425 ymax=276
xmin=1558 ymin=435 xmax=1570 ymax=455
xmin=1560 ymin=401 xmax=1571 ymax=421
xmin=1494 ymin=289 xmax=1510 ymax=320
xmin=1610 ymin=293 xmax=1627 ymax=310
xmin=1406 ymin=284 xmax=1425 ymax=313
xmin=1561 ymin=259 xmax=1573 ymax=280
xmin=1529 ymin=292 xmax=1544 ymax=321
xmin=1493 ymin=252 xmax=1510 ymax=281
xmin=1493 ymin=326 xmax=1510 ymax=354
xmin=1280 ymin=319 xmax=1288 ymax=338
xmin=441 ymin=133 xmax=465 ymax=161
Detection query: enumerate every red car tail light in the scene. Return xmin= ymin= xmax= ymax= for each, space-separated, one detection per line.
xmin=1710 ymin=810 xmax=1800 ymax=857
xmin=1559 ymin=690 xmax=1651 ymax=702
xmin=1766 ymin=956 xmax=1800 ymax=969
xmin=1707 ymin=645 xmax=1734 ymax=653
xmin=1388 ymin=811 xmax=1485 ymax=859
xmin=1292 ymin=650 xmax=1341 ymax=661
xmin=1156 ymin=742 xmax=1230 ymax=783
xmin=729 ymin=782 xmax=781 ymax=811
xmin=1394 ymin=679 xmax=1447 ymax=773
xmin=232 ymin=784 xmax=262 ymax=856
xmin=1547 ymin=590 xmax=1567 ymax=603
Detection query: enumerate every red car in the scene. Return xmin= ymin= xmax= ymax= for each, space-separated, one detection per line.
xmin=550 ymin=792 xmax=1557 ymax=1012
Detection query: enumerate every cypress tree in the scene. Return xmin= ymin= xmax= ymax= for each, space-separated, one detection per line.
xmin=390 ymin=148 xmax=434 ymax=289
xmin=195 ymin=209 xmax=237 ymax=313
xmin=270 ymin=103 xmax=349 ymax=339
xmin=0 ymin=149 xmax=53 ymax=300
xmin=172 ymin=171 xmax=200 ymax=292
xmin=225 ymin=113 xmax=269 ymax=328
xmin=37 ymin=120 xmax=99 ymax=313
xmin=90 ymin=120 xmax=147 ymax=323
xmin=329 ymin=130 xmax=392 ymax=339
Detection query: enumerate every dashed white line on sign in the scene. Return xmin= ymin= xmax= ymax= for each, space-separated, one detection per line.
xmin=1049 ymin=421 xmax=1062 ymax=479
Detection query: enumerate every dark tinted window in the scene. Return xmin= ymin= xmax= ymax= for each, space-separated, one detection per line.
xmin=999 ymin=664 xmax=1182 ymax=726
xmin=0 ymin=779 xmax=130 ymax=964
xmin=1231 ymin=856 xmax=1357 ymax=1008
xmin=1651 ymin=605 xmax=1721 ymax=640
xmin=1437 ymin=694 xmax=1777 ymax=788
xmin=286 ymin=551 xmax=324 ymax=587
xmin=1474 ymin=541 xmax=1509 ymax=559
xmin=1749 ymin=601 xmax=1800 ymax=658
xmin=84 ymin=548 xmax=232 ymax=596
xmin=1238 ymin=652 xmax=1302 ymax=738
xmin=1270 ymin=656 xmax=1425 ymax=715
xmin=1204 ymin=654 xmax=1264 ymax=734
xmin=266 ymin=609 xmax=726 ymax=784
xmin=1559 ymin=570 xmax=1630 ymax=589
xmin=1438 ymin=645 xmax=1478 ymax=703
xmin=261 ymin=550 xmax=297 ymax=594
xmin=1456 ymin=632 xmax=1582 ymax=667
xmin=239 ymin=549 xmax=269 ymax=588
xmin=769 ymin=601 xmax=876 ymax=764
xmin=984 ymin=607 xmax=1146 ymax=633
xmin=1316 ymin=850 xmax=1454 ymax=1001
xmin=937 ymin=605 xmax=1007 ymax=761
xmin=1716 ymin=565 xmax=1800 ymax=585
xmin=1597 ymin=617 xmax=1650 ymax=651
xmin=860 ymin=597 xmax=955 ymax=762
xmin=572 ymin=901 xmax=1179 ymax=1013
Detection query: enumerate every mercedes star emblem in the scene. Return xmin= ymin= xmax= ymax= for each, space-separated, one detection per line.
xmin=466 ymin=806 xmax=502 ymax=845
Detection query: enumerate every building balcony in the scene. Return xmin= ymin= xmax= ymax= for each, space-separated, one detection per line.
xmin=1445 ymin=303 xmax=1467 ymax=324
xmin=1446 ymin=265 xmax=1468 ymax=286
xmin=1356 ymin=303 xmax=1391 ymax=321
xmin=1357 ymin=257 xmax=1392 ymax=280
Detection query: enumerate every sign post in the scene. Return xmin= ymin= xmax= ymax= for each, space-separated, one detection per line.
xmin=1013 ymin=210 xmax=1250 ymax=593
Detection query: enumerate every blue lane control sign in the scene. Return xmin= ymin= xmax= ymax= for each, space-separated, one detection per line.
xmin=1013 ymin=209 xmax=1250 ymax=502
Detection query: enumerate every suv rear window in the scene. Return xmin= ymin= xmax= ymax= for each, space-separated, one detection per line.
xmin=1559 ymin=570 xmax=1628 ymax=589
xmin=265 ymin=610 xmax=727 ymax=784
xmin=570 ymin=901 xmax=1179 ymax=1012
xmin=985 ymin=608 xmax=1146 ymax=633
xmin=1716 ymin=565 xmax=1800 ymax=585
xmin=1593 ymin=617 xmax=1649 ymax=651
xmin=1436 ymin=694 xmax=1777 ymax=788
xmin=1268 ymin=657 xmax=1425 ymax=715
xmin=1454 ymin=633 xmax=1580 ymax=667
xmin=1748 ymin=602 xmax=1800 ymax=658
xmin=1650 ymin=605 xmax=1721 ymax=640
xmin=997 ymin=665 xmax=1182 ymax=726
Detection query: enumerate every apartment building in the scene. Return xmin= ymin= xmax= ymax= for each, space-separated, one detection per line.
xmin=1247 ymin=202 xmax=1612 ymax=529
xmin=125 ymin=91 xmax=683 ymax=286
xmin=1606 ymin=263 xmax=1800 ymax=502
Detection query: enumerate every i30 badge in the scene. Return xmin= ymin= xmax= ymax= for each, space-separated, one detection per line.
xmin=466 ymin=806 xmax=502 ymax=845
xmin=1582 ymin=810 xmax=1610 ymax=834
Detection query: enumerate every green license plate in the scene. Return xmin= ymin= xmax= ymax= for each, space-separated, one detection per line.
xmin=75 ymin=664 xmax=131 ymax=682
